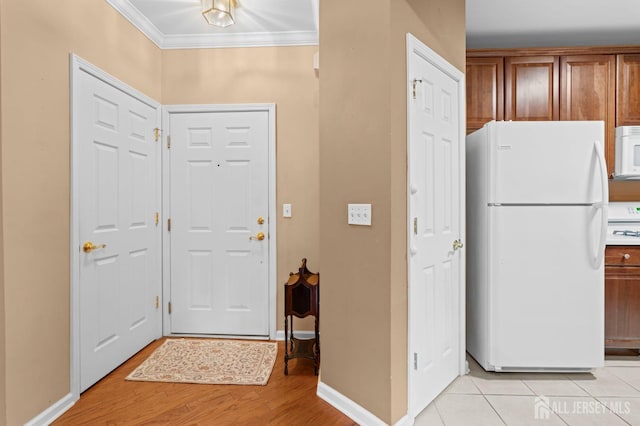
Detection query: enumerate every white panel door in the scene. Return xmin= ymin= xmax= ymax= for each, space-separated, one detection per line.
xmin=77 ymin=69 xmax=161 ymax=392
xmin=169 ymin=110 xmax=269 ymax=336
xmin=408 ymin=36 xmax=464 ymax=417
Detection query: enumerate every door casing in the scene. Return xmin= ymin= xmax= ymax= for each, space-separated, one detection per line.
xmin=161 ymin=104 xmax=277 ymax=339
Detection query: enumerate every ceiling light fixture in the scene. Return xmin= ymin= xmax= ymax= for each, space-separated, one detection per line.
xmin=202 ymin=0 xmax=236 ymax=28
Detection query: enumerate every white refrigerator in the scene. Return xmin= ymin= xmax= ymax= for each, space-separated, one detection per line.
xmin=466 ymin=120 xmax=608 ymax=372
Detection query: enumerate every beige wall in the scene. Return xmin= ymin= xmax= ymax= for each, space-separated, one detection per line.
xmin=0 ymin=0 xmax=161 ymax=424
xmin=161 ymin=46 xmax=320 ymax=331
xmin=0 ymin=0 xmax=6 ymax=422
xmin=319 ymin=0 xmax=465 ymax=423
xmin=0 ymin=3 xmax=319 ymax=423
xmin=0 ymin=0 xmax=464 ymax=423
xmin=319 ymin=0 xmax=394 ymax=420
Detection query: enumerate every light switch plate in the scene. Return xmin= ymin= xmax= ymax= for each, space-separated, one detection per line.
xmin=348 ymin=204 xmax=372 ymax=226
xmin=283 ymin=203 xmax=292 ymax=218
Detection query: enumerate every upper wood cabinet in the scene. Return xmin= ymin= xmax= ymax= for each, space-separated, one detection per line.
xmin=617 ymin=54 xmax=640 ymax=126
xmin=466 ymin=57 xmax=503 ymax=133
xmin=467 ymin=47 xmax=640 ymax=181
xmin=560 ymin=55 xmax=616 ymax=173
xmin=505 ymin=56 xmax=559 ymax=121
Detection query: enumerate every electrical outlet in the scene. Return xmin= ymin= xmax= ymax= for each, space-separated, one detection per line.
xmin=283 ymin=203 xmax=292 ymax=218
xmin=348 ymin=204 xmax=372 ymax=226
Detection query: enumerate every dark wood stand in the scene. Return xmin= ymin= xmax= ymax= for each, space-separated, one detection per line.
xmin=284 ymin=258 xmax=320 ymax=375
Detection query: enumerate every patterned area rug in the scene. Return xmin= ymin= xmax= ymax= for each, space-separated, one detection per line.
xmin=126 ymin=339 xmax=277 ymax=385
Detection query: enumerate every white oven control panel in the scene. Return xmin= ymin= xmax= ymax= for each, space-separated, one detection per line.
xmin=608 ymin=203 xmax=640 ymax=222
xmin=608 ymin=203 xmax=640 ymax=245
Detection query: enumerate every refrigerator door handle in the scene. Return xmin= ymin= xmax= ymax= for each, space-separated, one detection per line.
xmin=593 ymin=139 xmax=608 ymax=267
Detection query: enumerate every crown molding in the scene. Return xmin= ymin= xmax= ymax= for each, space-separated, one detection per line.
xmin=105 ymin=0 xmax=164 ymax=48
xmin=161 ymin=31 xmax=318 ymax=49
xmin=106 ymin=0 xmax=319 ymax=50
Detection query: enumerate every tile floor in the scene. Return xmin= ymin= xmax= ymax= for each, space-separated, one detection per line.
xmin=415 ymin=353 xmax=640 ymax=425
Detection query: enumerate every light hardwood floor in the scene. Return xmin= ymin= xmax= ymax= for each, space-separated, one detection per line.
xmin=54 ymin=338 xmax=356 ymax=425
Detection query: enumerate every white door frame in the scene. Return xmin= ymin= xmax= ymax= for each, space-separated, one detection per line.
xmin=161 ymin=104 xmax=277 ymax=339
xmin=406 ymin=33 xmax=467 ymax=419
xmin=69 ymin=54 xmax=162 ymax=400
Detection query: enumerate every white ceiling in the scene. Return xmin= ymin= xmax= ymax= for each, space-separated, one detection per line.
xmin=466 ymin=0 xmax=640 ymax=49
xmin=106 ymin=0 xmax=318 ymax=49
xmin=108 ymin=0 xmax=639 ymax=50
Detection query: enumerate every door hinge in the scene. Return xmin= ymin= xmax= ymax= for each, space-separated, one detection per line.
xmin=155 ymin=212 xmax=159 ymax=226
xmin=168 ymin=218 xmax=171 ymax=232
xmin=167 ymin=135 xmax=171 ymax=149
xmin=413 ymin=217 xmax=418 ymax=235
xmin=168 ymin=301 xmax=172 ymax=314
xmin=412 ymin=79 xmax=423 ymax=99
xmin=414 ymin=352 xmax=418 ymax=370
xmin=155 ymin=295 xmax=159 ymax=309
xmin=154 ymin=128 xmax=161 ymax=142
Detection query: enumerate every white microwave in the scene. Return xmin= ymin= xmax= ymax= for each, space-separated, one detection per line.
xmin=615 ymin=126 xmax=640 ymax=179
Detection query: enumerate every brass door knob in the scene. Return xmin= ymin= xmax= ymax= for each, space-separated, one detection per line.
xmin=453 ymin=239 xmax=464 ymax=251
xmin=250 ymin=232 xmax=265 ymax=241
xmin=257 ymin=216 xmax=265 ymax=225
xmin=83 ymin=241 xmax=106 ymax=253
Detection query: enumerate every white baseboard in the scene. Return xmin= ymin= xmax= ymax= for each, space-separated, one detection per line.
xmin=25 ymin=392 xmax=76 ymax=426
xmin=317 ymin=381 xmax=388 ymax=426
xmin=274 ymin=330 xmax=316 ymax=341
xmin=22 ymin=369 xmax=409 ymax=426
xmin=394 ymin=414 xmax=412 ymax=426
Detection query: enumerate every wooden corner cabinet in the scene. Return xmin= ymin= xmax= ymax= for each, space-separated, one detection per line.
xmin=284 ymin=258 xmax=320 ymax=375
xmin=605 ymin=246 xmax=640 ymax=349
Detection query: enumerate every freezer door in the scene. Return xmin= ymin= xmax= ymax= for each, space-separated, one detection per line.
xmin=488 ymin=205 xmax=604 ymax=370
xmin=488 ymin=121 xmax=607 ymax=205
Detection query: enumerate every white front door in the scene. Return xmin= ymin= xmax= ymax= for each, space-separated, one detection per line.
xmin=75 ymin=60 xmax=161 ymax=392
xmin=168 ymin=108 xmax=271 ymax=336
xmin=407 ymin=35 xmax=466 ymax=417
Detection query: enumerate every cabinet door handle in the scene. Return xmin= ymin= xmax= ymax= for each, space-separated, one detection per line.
xmin=623 ymin=253 xmax=631 ymax=260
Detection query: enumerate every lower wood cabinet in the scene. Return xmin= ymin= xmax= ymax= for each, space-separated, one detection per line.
xmin=605 ymin=246 xmax=640 ymax=349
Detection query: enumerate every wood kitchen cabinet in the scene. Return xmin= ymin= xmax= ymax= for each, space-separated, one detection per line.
xmin=466 ymin=57 xmax=503 ymax=133
xmin=617 ymin=54 xmax=640 ymax=126
xmin=467 ymin=47 xmax=640 ymax=176
xmin=560 ymin=55 xmax=616 ymax=174
xmin=505 ymin=56 xmax=559 ymax=121
xmin=605 ymin=246 xmax=640 ymax=349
